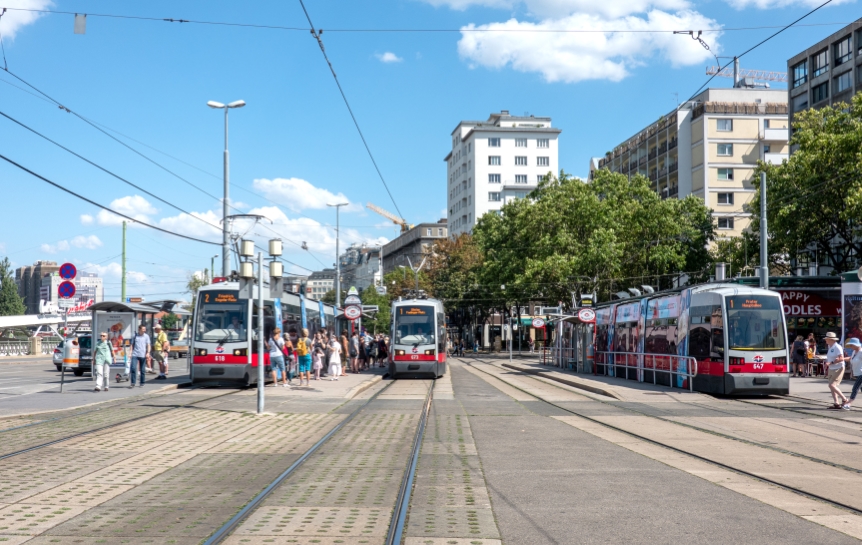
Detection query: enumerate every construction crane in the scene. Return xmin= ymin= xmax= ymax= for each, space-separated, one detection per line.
xmin=706 ymin=57 xmax=787 ymax=87
xmin=367 ymin=202 xmax=412 ymax=233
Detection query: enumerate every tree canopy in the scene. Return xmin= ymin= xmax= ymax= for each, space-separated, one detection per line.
xmin=753 ymin=93 xmax=862 ymax=274
xmin=0 ymin=257 xmax=25 ymax=316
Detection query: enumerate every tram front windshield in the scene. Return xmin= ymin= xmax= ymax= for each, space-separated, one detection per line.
xmin=726 ymin=295 xmax=785 ymax=350
xmin=195 ymin=291 xmax=248 ymax=343
xmin=394 ymin=306 xmax=435 ymax=345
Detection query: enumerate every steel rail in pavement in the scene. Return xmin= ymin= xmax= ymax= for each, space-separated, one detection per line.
xmin=463 ymin=358 xmax=862 ymax=517
xmin=203 ymin=378 xmax=399 ymax=545
xmin=0 ymin=388 xmax=238 ymax=460
xmin=385 ymin=379 xmax=435 ymax=545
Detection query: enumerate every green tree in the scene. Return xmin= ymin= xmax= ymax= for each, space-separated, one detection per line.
xmin=472 ymin=169 xmax=716 ymax=306
xmin=753 ymin=93 xmax=862 ymax=274
xmin=320 ymin=289 xmax=337 ymax=305
xmin=360 ymin=287 xmax=390 ymax=334
xmin=0 ymin=257 xmax=25 ymax=316
xmin=161 ymin=312 xmax=179 ymax=330
xmin=186 ymin=274 xmax=208 ymax=311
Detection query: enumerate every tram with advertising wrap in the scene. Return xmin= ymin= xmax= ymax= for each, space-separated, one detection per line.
xmin=594 ymin=283 xmax=789 ymax=395
xmin=190 ymin=280 xmax=336 ymax=386
xmin=389 ymin=294 xmax=447 ymax=378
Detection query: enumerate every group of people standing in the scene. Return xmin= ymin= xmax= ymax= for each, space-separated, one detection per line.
xmin=792 ymin=331 xmax=862 ymax=410
xmin=92 ymin=323 xmax=171 ymax=391
xmin=266 ymin=327 xmax=389 ymax=387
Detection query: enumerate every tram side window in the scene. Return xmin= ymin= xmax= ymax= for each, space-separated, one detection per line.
xmin=689 ymin=305 xmax=722 ymax=359
xmin=252 ymin=302 xmax=276 ymax=341
xmin=595 ymin=325 xmax=610 ymax=352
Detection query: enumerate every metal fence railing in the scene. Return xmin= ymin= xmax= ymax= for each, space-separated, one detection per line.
xmin=595 ymin=351 xmax=698 ymax=391
xmin=0 ymin=338 xmax=63 ymax=357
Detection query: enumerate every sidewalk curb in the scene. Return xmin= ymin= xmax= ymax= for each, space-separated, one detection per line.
xmin=0 ymin=358 xmax=53 ymax=366
xmin=344 ymin=375 xmax=383 ymax=399
xmin=502 ymin=363 xmax=622 ymax=400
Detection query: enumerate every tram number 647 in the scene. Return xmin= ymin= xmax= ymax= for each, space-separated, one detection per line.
xmin=753 ymin=363 xmax=764 ymax=370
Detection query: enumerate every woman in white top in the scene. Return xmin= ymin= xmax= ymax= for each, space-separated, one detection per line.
xmin=842 ymin=338 xmax=862 ymax=410
xmin=268 ymin=328 xmax=287 ymax=387
xmin=328 ymin=338 xmax=342 ymax=381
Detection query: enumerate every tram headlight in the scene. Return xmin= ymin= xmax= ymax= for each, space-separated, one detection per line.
xmin=395 ymin=349 xmax=405 ymax=356
xmin=424 ymin=350 xmax=434 ymax=355
xmin=197 ymin=349 xmax=208 ymax=356
xmin=233 ymin=349 xmax=248 ymax=356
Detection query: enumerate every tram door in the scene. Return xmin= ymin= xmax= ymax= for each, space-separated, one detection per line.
xmin=436 ymin=312 xmax=446 ymax=376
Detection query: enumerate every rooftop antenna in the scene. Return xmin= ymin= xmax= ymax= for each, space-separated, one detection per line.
xmin=707 ymin=57 xmax=787 ymax=87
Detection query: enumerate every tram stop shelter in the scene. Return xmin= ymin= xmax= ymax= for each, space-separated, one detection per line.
xmin=89 ymin=301 xmax=177 ymax=376
xmin=548 ymin=312 xmax=595 ymax=373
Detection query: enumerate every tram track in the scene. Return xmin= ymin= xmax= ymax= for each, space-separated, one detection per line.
xmin=0 ymin=387 xmax=239 ymax=459
xmin=464 ymin=357 xmax=862 ymax=519
xmin=202 ymin=378 xmax=436 ymax=545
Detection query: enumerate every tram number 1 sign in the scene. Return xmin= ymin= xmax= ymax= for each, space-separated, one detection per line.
xmin=344 ymin=306 xmax=362 ymax=320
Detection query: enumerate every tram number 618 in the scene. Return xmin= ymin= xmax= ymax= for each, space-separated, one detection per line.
xmin=214 ymin=356 xmax=226 ymax=362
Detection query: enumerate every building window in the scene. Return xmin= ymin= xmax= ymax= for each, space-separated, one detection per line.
xmin=537 ymin=139 xmax=549 ymax=148
xmin=717 ymin=119 xmax=733 ymax=132
xmin=792 ymin=61 xmax=808 ymax=88
xmin=488 ymin=192 xmax=501 ymax=202
xmin=763 ymin=145 xmax=771 ymax=154
xmin=834 ymin=36 xmax=852 ymax=66
xmin=793 ymin=93 xmax=809 ymax=112
xmin=717 ymin=193 xmax=734 ymax=205
xmin=489 ymin=156 xmax=501 ymax=165
xmin=717 ymin=168 xmax=734 ymax=181
xmin=468 ymin=143 xmax=472 ymax=153
xmin=438 ymin=228 xmax=443 ymax=236
xmin=427 ymin=228 xmax=432 ymax=236
xmin=717 ymin=144 xmax=733 ymax=156
xmin=488 ymin=138 xmax=501 ymax=147
xmin=515 ymin=175 xmax=528 ymax=184
xmin=717 ymin=217 xmax=735 ymax=230
xmin=515 ymin=156 xmax=528 ymax=166
xmin=537 ymin=156 xmax=550 ymax=167
xmin=812 ymin=81 xmax=829 ymax=103
xmin=489 ymin=174 xmax=501 ymax=184
xmin=515 ymin=138 xmax=527 ymax=147
xmin=537 ymin=174 xmax=544 ymax=183
xmin=835 ymin=71 xmax=853 ymax=94
xmin=764 ymin=119 xmax=770 ymax=128
xmin=812 ymin=49 xmax=828 ymax=77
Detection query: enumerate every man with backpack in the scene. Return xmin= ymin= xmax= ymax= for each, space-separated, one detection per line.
xmin=295 ymin=328 xmax=313 ymax=387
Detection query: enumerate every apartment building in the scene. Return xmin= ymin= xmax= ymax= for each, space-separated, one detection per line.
xmin=15 ymin=260 xmax=60 ymax=314
xmin=382 ymin=220 xmax=448 ymax=275
xmin=306 ymin=269 xmax=335 ymax=301
xmin=339 ymin=243 xmax=382 ymax=292
xmin=445 ymin=111 xmax=561 ymax=236
xmin=593 ymin=87 xmax=788 ymax=237
xmin=788 ymin=18 xmax=862 ymax=125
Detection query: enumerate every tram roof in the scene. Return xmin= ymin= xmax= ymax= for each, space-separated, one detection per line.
xmin=593 ymin=282 xmax=778 ymax=309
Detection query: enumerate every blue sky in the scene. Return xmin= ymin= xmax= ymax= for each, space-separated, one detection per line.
xmin=0 ymin=0 xmax=858 ymax=302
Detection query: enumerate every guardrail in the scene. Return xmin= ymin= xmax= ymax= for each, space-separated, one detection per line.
xmin=0 ymin=338 xmax=63 ymax=356
xmin=595 ymin=351 xmax=698 ymax=391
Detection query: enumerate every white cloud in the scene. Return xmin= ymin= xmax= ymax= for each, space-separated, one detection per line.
xmin=40 ymin=235 xmax=103 ymax=254
xmin=94 ymin=195 xmax=157 ymax=226
xmin=80 ymin=214 xmax=94 ymax=225
xmin=376 ymin=51 xmax=403 ymax=63
xmin=81 ymin=262 xmax=147 ymax=283
xmin=253 ymin=178 xmax=361 ymax=213
xmin=424 ymin=0 xmax=690 ymax=18
xmin=457 ymin=10 xmax=722 ymax=83
xmin=158 ymin=210 xmax=222 ymax=239
xmin=0 ymin=0 xmax=52 ymax=41
xmin=725 ymin=0 xmax=849 ymax=7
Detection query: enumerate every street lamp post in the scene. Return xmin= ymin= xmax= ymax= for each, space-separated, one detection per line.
xmin=207 ymin=99 xmax=246 ymax=278
xmin=327 ymin=202 xmax=349 ymax=308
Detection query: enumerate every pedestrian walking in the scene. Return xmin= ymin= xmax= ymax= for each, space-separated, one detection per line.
xmin=842 ymin=338 xmax=862 ymax=410
xmin=528 ymin=337 xmax=535 ymax=354
xmin=368 ymin=336 xmax=378 ymax=367
xmin=152 ymin=323 xmax=170 ymax=380
xmin=824 ymin=332 xmax=849 ymax=409
xmin=268 ymin=328 xmax=287 ymax=387
xmin=358 ymin=335 xmax=368 ymax=371
xmin=350 ymin=331 xmax=360 ymax=373
xmin=791 ymin=335 xmax=808 ymax=377
xmin=93 ymin=331 xmax=113 ymax=392
xmin=312 ymin=345 xmax=324 ymax=380
xmin=328 ymin=337 xmax=342 ymax=381
xmin=296 ymin=328 xmax=313 ymax=386
xmin=129 ymin=325 xmax=150 ymax=388
xmin=340 ymin=332 xmax=350 ymax=376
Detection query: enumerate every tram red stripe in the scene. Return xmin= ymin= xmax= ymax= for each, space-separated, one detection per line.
xmin=193 ymin=355 xmax=249 ymax=364
xmin=393 ymin=354 xmax=436 ymax=361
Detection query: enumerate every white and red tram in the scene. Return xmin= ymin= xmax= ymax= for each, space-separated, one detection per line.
xmin=190 ymin=280 xmax=335 ymax=386
xmin=389 ymin=295 xmax=448 ymax=378
xmin=594 ymin=283 xmax=789 ymax=395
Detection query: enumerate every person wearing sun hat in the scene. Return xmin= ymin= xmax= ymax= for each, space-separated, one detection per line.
xmin=842 ymin=338 xmax=862 ymax=410
xmin=824 ymin=332 xmax=849 ymax=409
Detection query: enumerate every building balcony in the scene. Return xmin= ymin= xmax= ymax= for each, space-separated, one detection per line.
xmin=764 ymin=152 xmax=788 ymax=165
xmin=629 ymin=161 xmax=638 ymax=171
xmin=658 ymin=166 xmax=668 ymax=178
xmin=502 ymin=180 xmax=537 ymax=189
xmin=669 ymin=185 xmax=679 ymax=197
xmin=668 ymin=139 xmax=678 ymax=150
xmin=658 ymin=143 xmax=668 ymax=154
xmin=668 ymin=162 xmax=678 ymax=174
xmin=762 ymin=128 xmax=789 ymax=141
xmin=648 ymin=149 xmax=657 ymax=160
xmin=638 ymin=156 xmax=647 ymax=166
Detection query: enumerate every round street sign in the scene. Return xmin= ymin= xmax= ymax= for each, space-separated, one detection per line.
xmin=344 ymin=306 xmax=362 ymax=320
xmin=376 ymin=286 xmax=387 ymax=295
xmin=58 ymin=281 xmax=76 ymax=299
xmin=531 ymin=318 xmax=545 ymax=328
xmin=577 ymin=308 xmax=597 ymax=323
xmin=59 ymin=263 xmax=77 ymax=280
xmin=344 ymin=294 xmax=362 ymax=306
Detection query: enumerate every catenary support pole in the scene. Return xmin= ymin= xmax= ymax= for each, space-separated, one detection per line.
xmin=257 ymin=252 xmax=265 ymax=414
xmin=222 ymin=108 xmax=231 ymax=278
xmin=335 ymin=206 xmax=341 ymax=308
xmin=121 ymin=221 xmax=126 ymax=302
xmin=760 ymin=171 xmax=768 ymax=289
